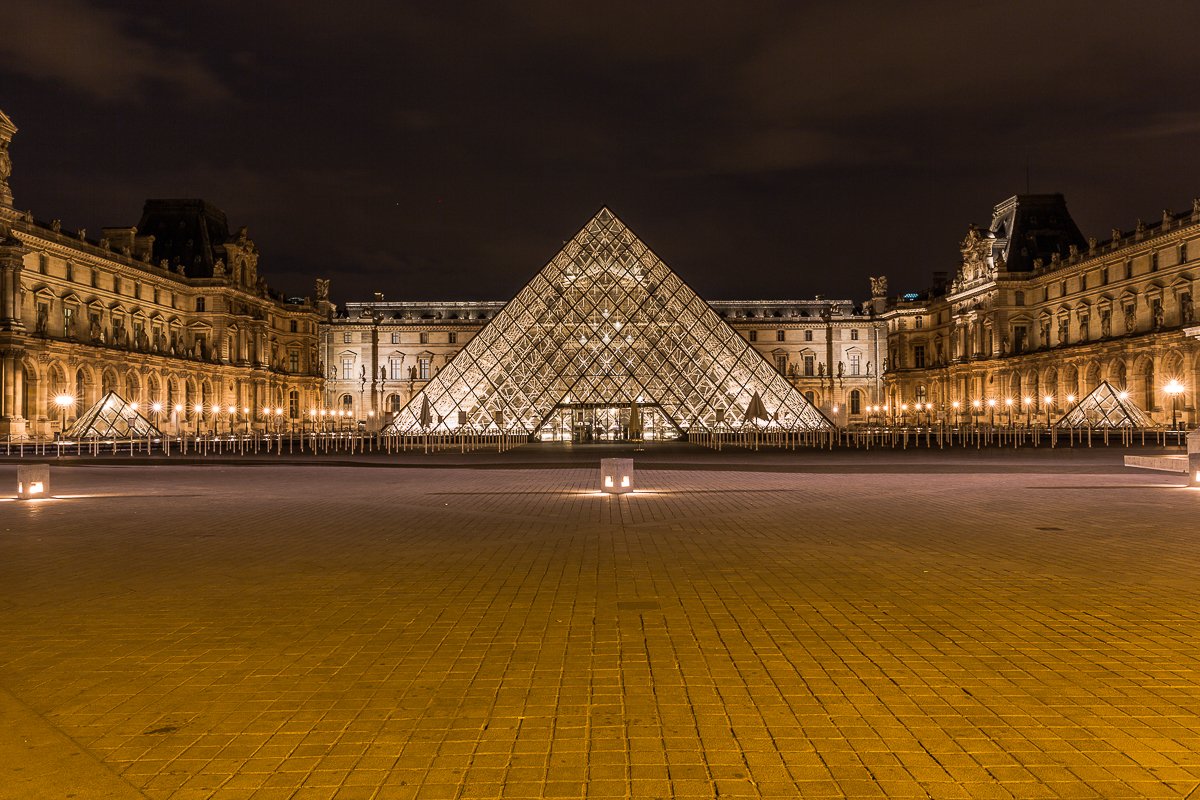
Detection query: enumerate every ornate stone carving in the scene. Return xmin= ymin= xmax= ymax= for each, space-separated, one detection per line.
xmin=1100 ymin=309 xmax=1111 ymax=338
xmin=1181 ymin=293 xmax=1194 ymax=324
xmin=315 ymin=278 xmax=330 ymax=302
xmin=1151 ymin=298 xmax=1164 ymax=330
xmin=1124 ymin=304 xmax=1136 ymax=333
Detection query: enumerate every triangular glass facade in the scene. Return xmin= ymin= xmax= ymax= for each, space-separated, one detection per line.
xmin=384 ymin=208 xmax=832 ymax=437
xmin=1056 ymin=381 xmax=1151 ymax=428
xmin=65 ymin=391 xmax=162 ymax=439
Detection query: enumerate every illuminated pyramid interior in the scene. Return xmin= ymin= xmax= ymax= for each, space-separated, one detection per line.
xmin=384 ymin=208 xmax=832 ymax=439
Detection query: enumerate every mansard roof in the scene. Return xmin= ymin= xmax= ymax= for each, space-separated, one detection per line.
xmin=989 ymin=194 xmax=1087 ymax=273
xmin=137 ymin=199 xmax=231 ymax=279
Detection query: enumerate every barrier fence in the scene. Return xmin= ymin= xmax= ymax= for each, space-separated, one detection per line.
xmin=0 ymin=425 xmax=1189 ymax=459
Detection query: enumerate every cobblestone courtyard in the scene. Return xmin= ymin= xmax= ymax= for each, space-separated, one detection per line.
xmin=1 ymin=448 xmax=1198 ymax=799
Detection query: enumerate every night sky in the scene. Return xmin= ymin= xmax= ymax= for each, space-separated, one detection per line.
xmin=5 ymin=1 xmax=1200 ymax=304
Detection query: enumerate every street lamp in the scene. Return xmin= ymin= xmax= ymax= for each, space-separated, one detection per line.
xmin=952 ymin=400 xmax=961 ymax=427
xmin=971 ymin=398 xmax=981 ymax=426
xmin=53 ymin=393 xmax=75 ymax=438
xmin=1043 ymin=395 xmax=1053 ymax=428
xmin=1164 ymin=379 xmax=1184 ymax=431
xmin=987 ymin=397 xmax=996 ymax=426
xmin=1022 ymin=396 xmax=1032 ymax=427
xmin=1004 ymin=397 xmax=1013 ymax=426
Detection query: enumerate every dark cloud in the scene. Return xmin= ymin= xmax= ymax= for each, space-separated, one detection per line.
xmin=4 ymin=1 xmax=1200 ymax=302
xmin=3 ymin=0 xmax=227 ymax=102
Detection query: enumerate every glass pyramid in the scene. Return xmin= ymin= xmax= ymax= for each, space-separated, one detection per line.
xmin=1055 ymin=381 xmax=1151 ymax=428
xmin=64 ymin=391 xmax=162 ymax=439
xmin=384 ymin=208 xmax=832 ymax=437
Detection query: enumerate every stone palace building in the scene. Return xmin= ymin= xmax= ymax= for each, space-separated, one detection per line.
xmin=0 ymin=108 xmax=324 ymax=437
xmin=3 ymin=102 xmax=1198 ymax=438
xmin=883 ymin=193 xmax=1200 ymax=427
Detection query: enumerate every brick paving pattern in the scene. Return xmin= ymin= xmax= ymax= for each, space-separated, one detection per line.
xmin=1 ymin=450 xmax=1198 ymax=799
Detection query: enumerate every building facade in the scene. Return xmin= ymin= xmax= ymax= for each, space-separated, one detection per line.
xmin=0 ymin=108 xmax=323 ymax=437
xmin=321 ymin=294 xmax=886 ymax=430
xmin=883 ymin=193 xmax=1200 ymax=426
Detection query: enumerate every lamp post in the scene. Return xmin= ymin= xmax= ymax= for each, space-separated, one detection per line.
xmin=987 ymin=397 xmax=996 ymax=426
xmin=1164 ymin=379 xmax=1184 ymax=432
xmin=193 ymin=403 xmax=204 ymax=438
xmin=53 ymin=393 xmax=75 ymax=439
xmin=952 ymin=400 xmax=961 ymax=428
xmin=971 ymin=398 xmax=981 ymax=426
xmin=151 ymin=402 xmax=162 ymax=436
xmin=1022 ymin=396 xmax=1032 ymax=427
xmin=1043 ymin=395 xmax=1053 ymax=428
xmin=1004 ymin=397 xmax=1013 ymax=427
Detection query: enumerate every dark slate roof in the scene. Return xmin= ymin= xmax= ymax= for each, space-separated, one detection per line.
xmin=136 ymin=199 xmax=230 ymax=278
xmin=990 ymin=194 xmax=1087 ymax=273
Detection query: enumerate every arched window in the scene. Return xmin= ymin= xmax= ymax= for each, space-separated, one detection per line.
xmin=341 ymin=394 xmax=354 ymax=412
xmin=916 ymin=385 xmax=928 ymax=403
xmin=75 ymin=368 xmax=87 ymax=403
xmin=387 ymin=394 xmax=401 ymax=413
xmin=1143 ymin=361 xmax=1155 ymax=411
xmin=288 ymin=390 xmax=300 ymax=419
xmin=850 ymin=390 xmax=862 ymax=415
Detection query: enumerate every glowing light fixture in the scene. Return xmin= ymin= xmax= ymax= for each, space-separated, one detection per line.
xmin=17 ymin=464 xmax=49 ymax=500
xmin=600 ymin=458 xmax=634 ymax=495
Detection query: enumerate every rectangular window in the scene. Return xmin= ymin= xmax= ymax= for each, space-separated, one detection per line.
xmin=420 ymin=332 xmax=429 ymax=344
xmin=915 ymin=317 xmax=923 ymax=329
xmin=804 ymin=330 xmax=813 ymax=342
xmin=391 ymin=332 xmax=401 ymax=344
xmin=289 ymin=350 xmax=299 ymax=373
xmin=776 ymin=330 xmax=785 ymax=342
xmin=1151 ymin=251 xmax=1159 ymax=271
xmin=774 ymin=353 xmax=787 ymax=373
xmin=343 ymin=332 xmax=352 ymax=344
xmin=389 ymin=357 xmax=404 ymax=380
xmin=449 ymin=332 xmax=458 ymax=344
xmin=418 ymin=357 xmax=430 ymax=380
xmin=1125 ymin=260 xmax=1133 ymax=280
xmin=62 ymin=305 xmax=74 ymax=337
xmin=850 ymin=329 xmax=859 ymax=340
xmin=38 ymin=253 xmax=48 ymax=273
xmin=1181 ymin=242 xmax=1189 ymax=263
xmin=1013 ymin=325 xmax=1027 ymax=354
xmin=803 ymin=355 xmax=814 ymax=376
xmin=1014 ymin=291 xmax=1025 ymax=306
xmin=341 ymin=357 xmax=354 ymax=380
xmin=289 ymin=320 xmax=298 ymax=333
xmin=849 ymin=353 xmax=861 ymax=375
xmin=748 ymin=330 xmax=757 ymax=342
xmin=913 ymin=345 xmax=926 ymax=368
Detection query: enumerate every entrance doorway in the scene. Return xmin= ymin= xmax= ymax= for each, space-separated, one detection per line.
xmin=535 ymin=402 xmax=683 ymax=442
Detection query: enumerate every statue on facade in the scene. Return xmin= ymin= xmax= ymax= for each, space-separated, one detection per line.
xmin=1193 ymin=198 xmax=1200 ymax=219
xmin=1100 ymin=309 xmax=1111 ymax=337
xmin=837 ymin=361 xmax=845 ymax=379
xmin=88 ymin=316 xmax=102 ymax=343
xmin=51 ymin=219 xmax=62 ymax=233
xmin=1078 ymin=315 xmax=1089 ymax=341
xmin=1163 ymin=209 xmax=1173 ymax=228
xmin=817 ymin=362 xmax=825 ymax=378
xmin=1040 ymin=321 xmax=1050 ymax=347
xmin=0 ymin=137 xmax=12 ymax=207
xmin=1124 ymin=304 xmax=1136 ymax=333
xmin=1057 ymin=316 xmax=1069 ymax=345
xmin=1087 ymin=236 xmax=1097 ymax=254
xmin=1135 ymin=219 xmax=1146 ymax=237
xmin=212 ymin=258 xmax=226 ymax=278
xmin=1111 ymin=227 xmax=1122 ymax=245
xmin=1181 ymin=293 xmax=1194 ymax=324
xmin=1152 ymin=299 xmax=1164 ymax=330
xmin=869 ymin=275 xmax=887 ymax=298
xmin=409 ymin=365 xmax=417 ymax=380
xmin=35 ymin=305 xmax=48 ymax=335
xmin=1000 ymin=335 xmax=1009 ymax=355
xmin=315 ymin=279 xmax=330 ymax=302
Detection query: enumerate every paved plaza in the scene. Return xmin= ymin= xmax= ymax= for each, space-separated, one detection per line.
xmin=1 ymin=446 xmax=1199 ymax=799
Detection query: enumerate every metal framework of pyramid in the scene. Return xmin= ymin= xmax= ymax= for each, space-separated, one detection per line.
xmin=64 ymin=391 xmax=162 ymax=439
xmin=1055 ymin=381 xmax=1152 ymax=428
xmin=384 ymin=208 xmax=832 ymax=436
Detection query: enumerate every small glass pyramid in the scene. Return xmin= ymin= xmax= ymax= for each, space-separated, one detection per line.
xmin=383 ymin=208 xmax=832 ymax=436
xmin=1055 ymin=381 xmax=1152 ymax=428
xmin=64 ymin=391 xmax=162 ymax=439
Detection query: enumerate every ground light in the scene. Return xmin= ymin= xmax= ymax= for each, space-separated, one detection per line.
xmin=600 ymin=458 xmax=633 ymax=494
xmin=17 ymin=464 xmax=49 ymax=499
